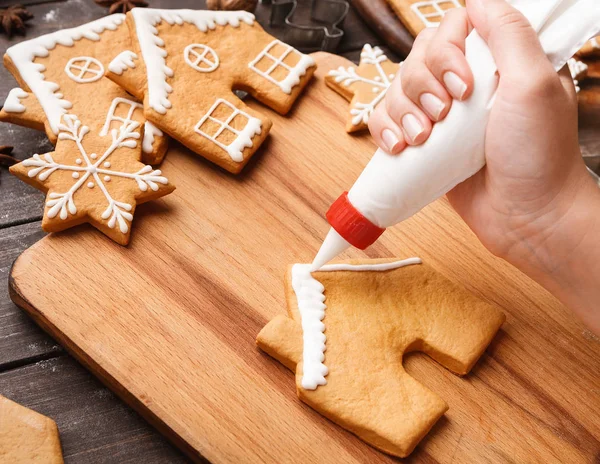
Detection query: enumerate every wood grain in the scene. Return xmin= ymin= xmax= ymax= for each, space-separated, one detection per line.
xmin=0 ymin=356 xmax=187 ymax=463
xmin=8 ymin=53 xmax=600 ymax=463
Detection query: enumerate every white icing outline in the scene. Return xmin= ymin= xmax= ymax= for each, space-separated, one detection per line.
xmin=131 ymin=8 xmax=255 ymax=114
xmin=5 ymin=14 xmax=125 ymax=134
xmin=568 ymin=58 xmax=588 ymax=94
xmin=194 ymin=98 xmax=261 ymax=162
xmin=65 ymin=56 xmax=105 ymax=83
xmin=328 ymin=45 xmax=397 ymax=127
xmin=292 ymin=258 xmax=422 ymax=390
xmin=591 ymin=38 xmax=599 ymax=50
xmin=100 ymin=97 xmax=142 ymax=137
xmin=3 ymin=88 xmax=28 ymax=113
xmin=143 ymin=121 xmax=163 ymax=155
xmin=411 ymin=0 xmax=462 ymax=27
xmin=22 ymin=114 xmax=168 ymax=233
xmin=248 ymin=39 xmax=315 ymax=94
xmin=184 ymin=44 xmax=219 ymax=73
xmin=108 ymin=50 xmax=138 ymax=75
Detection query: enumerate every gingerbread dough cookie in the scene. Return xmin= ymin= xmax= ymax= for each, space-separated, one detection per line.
xmin=107 ymin=9 xmax=316 ymax=174
xmin=257 ymin=258 xmax=505 ymax=458
xmin=0 ymin=14 xmax=169 ymax=165
xmin=386 ymin=0 xmax=465 ymax=37
xmin=577 ymin=37 xmax=600 ymax=58
xmin=326 ymin=44 xmax=401 ymax=133
xmin=0 ymin=395 xmax=64 ymax=464
xmin=2 ymin=15 xmax=175 ymax=244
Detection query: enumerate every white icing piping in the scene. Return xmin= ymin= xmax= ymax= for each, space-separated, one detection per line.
xmin=411 ymin=0 xmax=462 ymax=27
xmin=3 ymin=87 xmax=28 ymax=113
xmin=131 ymin=8 xmax=255 ymax=114
xmin=108 ymin=50 xmax=138 ymax=75
xmin=292 ymin=257 xmax=422 ymax=390
xmin=247 ymin=39 xmax=315 ymax=94
xmin=194 ymin=98 xmax=261 ymax=162
xmin=5 ymin=14 xmax=126 ymax=134
xmin=143 ymin=121 xmax=163 ymax=154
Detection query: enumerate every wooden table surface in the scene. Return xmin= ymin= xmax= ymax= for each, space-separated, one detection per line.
xmin=0 ymin=1 xmax=598 ymax=463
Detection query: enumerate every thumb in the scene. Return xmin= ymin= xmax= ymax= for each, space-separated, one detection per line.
xmin=466 ymin=0 xmax=554 ymax=81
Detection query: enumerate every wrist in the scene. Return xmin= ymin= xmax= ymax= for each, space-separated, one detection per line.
xmin=504 ymin=165 xmax=600 ymax=330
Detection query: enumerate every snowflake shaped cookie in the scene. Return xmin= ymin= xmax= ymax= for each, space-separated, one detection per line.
xmin=10 ymin=113 xmax=174 ymax=245
xmin=325 ymin=44 xmax=401 ymax=133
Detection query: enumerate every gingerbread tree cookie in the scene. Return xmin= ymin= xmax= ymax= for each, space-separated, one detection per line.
xmin=106 ymin=9 xmax=316 ymax=174
xmin=2 ymin=15 xmax=174 ymax=244
xmin=257 ymin=258 xmax=505 ymax=458
xmin=0 ymin=14 xmax=169 ymax=165
xmin=386 ymin=0 xmax=465 ymax=37
xmin=326 ymin=44 xmax=401 ymax=133
xmin=0 ymin=395 xmax=64 ymax=463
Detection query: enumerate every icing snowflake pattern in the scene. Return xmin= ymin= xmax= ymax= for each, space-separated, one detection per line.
xmin=329 ymin=45 xmax=395 ymax=127
xmin=22 ymin=114 xmax=168 ymax=233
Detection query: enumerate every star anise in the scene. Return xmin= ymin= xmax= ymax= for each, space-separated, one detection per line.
xmin=94 ymin=0 xmax=148 ymax=15
xmin=0 ymin=5 xmax=34 ymax=38
xmin=0 ymin=146 xmax=16 ymax=168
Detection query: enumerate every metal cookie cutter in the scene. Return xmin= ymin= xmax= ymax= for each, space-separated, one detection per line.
xmin=262 ymin=0 xmax=349 ymax=53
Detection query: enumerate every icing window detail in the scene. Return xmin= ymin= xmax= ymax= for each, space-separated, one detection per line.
xmin=65 ymin=56 xmax=105 ymax=83
xmin=184 ymin=44 xmax=219 ymax=73
xmin=194 ymin=98 xmax=261 ymax=162
xmin=411 ymin=0 xmax=462 ymax=27
xmin=99 ymin=97 xmax=143 ymax=137
xmin=248 ymin=40 xmax=315 ymax=94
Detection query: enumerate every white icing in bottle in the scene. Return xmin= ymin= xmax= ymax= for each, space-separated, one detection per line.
xmin=292 ymin=258 xmax=422 ymax=390
xmin=313 ymin=0 xmax=600 ymax=270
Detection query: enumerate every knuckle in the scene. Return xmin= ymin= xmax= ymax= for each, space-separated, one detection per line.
xmin=424 ymin=43 xmax=455 ymax=73
xmin=494 ymin=10 xmax=529 ymax=33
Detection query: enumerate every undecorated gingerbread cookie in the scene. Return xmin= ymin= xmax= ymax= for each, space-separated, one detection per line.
xmin=0 ymin=395 xmax=64 ymax=463
xmin=326 ymin=44 xmax=401 ymax=133
xmin=106 ymin=9 xmax=316 ymax=174
xmin=257 ymin=258 xmax=505 ymax=458
xmin=0 ymin=15 xmax=169 ymax=165
xmin=386 ymin=0 xmax=465 ymax=37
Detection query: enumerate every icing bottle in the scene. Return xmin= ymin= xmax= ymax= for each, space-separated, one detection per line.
xmin=312 ymin=0 xmax=600 ymax=270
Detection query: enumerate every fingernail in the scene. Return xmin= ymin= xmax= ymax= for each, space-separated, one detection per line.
xmin=381 ymin=129 xmax=403 ymax=153
xmin=401 ymin=114 xmax=424 ymax=143
xmin=443 ymin=72 xmax=467 ymax=100
xmin=420 ymin=93 xmax=445 ymax=121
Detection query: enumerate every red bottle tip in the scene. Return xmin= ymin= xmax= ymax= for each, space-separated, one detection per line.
xmin=326 ymin=192 xmax=385 ymax=250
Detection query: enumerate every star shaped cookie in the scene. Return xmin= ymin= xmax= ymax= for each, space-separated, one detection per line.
xmin=325 ymin=44 xmax=401 ymax=133
xmin=10 ymin=112 xmax=174 ymax=245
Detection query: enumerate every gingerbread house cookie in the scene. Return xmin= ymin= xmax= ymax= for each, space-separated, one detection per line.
xmin=2 ymin=16 xmax=175 ymax=244
xmin=106 ymin=9 xmax=316 ymax=174
xmin=0 ymin=15 xmax=169 ymax=165
xmin=386 ymin=0 xmax=465 ymax=37
xmin=326 ymin=44 xmax=401 ymax=133
xmin=257 ymin=258 xmax=505 ymax=458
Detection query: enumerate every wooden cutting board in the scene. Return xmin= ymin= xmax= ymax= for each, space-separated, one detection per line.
xmin=9 ymin=53 xmax=600 ymax=463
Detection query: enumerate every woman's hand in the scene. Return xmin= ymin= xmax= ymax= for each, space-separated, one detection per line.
xmin=369 ymin=0 xmax=600 ymax=332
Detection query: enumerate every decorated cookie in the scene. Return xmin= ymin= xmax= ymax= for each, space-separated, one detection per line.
xmin=576 ymin=37 xmax=600 ymax=58
xmin=326 ymin=44 xmax=401 ymax=133
xmin=106 ymin=9 xmax=316 ymax=174
xmin=568 ymin=58 xmax=588 ymax=94
xmin=257 ymin=258 xmax=505 ymax=458
xmin=1 ymin=15 xmax=175 ymax=244
xmin=0 ymin=15 xmax=169 ymax=165
xmin=0 ymin=395 xmax=64 ymax=463
xmin=386 ymin=0 xmax=465 ymax=37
